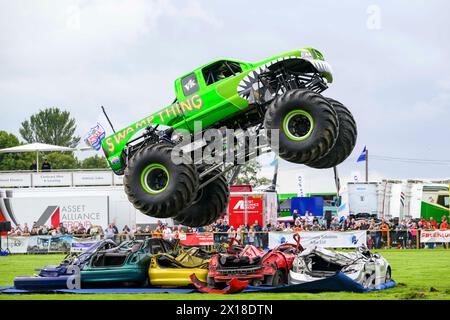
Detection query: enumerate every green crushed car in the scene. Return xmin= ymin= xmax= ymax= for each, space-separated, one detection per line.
xmin=100 ymin=48 xmax=357 ymax=227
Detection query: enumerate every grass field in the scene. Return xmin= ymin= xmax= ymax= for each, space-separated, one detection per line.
xmin=0 ymin=249 xmax=449 ymax=300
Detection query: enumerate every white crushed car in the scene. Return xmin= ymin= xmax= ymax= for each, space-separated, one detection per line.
xmin=289 ymin=245 xmax=391 ymax=289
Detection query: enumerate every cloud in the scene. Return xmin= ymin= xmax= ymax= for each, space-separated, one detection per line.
xmin=1 ymin=0 xmax=449 ymax=182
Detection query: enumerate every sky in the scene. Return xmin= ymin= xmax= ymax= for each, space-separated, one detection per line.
xmin=0 ymin=0 xmax=449 ymax=193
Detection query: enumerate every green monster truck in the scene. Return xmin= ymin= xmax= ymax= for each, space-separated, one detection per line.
xmin=101 ymin=48 xmax=357 ymax=227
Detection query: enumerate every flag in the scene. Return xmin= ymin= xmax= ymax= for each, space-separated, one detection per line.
xmin=400 ymin=191 xmax=405 ymax=207
xmin=357 ymin=146 xmax=367 ymax=162
xmin=84 ymin=112 xmax=113 ymax=152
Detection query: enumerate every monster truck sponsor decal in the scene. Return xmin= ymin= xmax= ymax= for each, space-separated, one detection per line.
xmin=104 ymin=94 xmax=203 ymax=153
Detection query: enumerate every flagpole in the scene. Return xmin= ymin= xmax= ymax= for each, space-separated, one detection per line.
xmin=365 ymin=148 xmax=369 ymax=182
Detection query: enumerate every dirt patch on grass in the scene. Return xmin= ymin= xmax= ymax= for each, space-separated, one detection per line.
xmin=400 ymin=292 xmax=427 ymax=300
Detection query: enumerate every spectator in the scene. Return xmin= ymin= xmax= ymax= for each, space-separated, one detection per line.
xmin=111 ymin=223 xmax=119 ymax=235
xmin=162 ymin=226 xmax=174 ymax=241
xmin=439 ymin=216 xmax=448 ymax=230
xmin=283 ymin=223 xmax=293 ymax=232
xmin=379 ymin=219 xmax=389 ymax=247
xmin=23 ymin=223 xmax=30 ymax=236
xmin=227 ymin=226 xmax=236 ymax=240
xmin=419 ymin=217 xmax=428 ymax=229
xmin=40 ymin=225 xmax=49 ymax=235
xmin=105 ymin=224 xmax=115 ymax=241
xmin=59 ymin=222 xmax=67 ymax=234
xmin=293 ymin=223 xmax=302 ymax=232
xmin=253 ymin=220 xmax=262 ymax=247
xmin=41 ymin=158 xmax=52 ymax=171
xmin=429 ymin=217 xmax=438 ymax=229
xmin=152 ymin=226 xmax=162 ymax=238
xmin=248 ymin=228 xmax=255 ymax=246
xmin=29 ymin=160 xmax=37 ymax=172
xmin=368 ymin=220 xmax=381 ymax=249
xmin=78 ymin=225 xmax=86 ymax=235
xmin=409 ymin=222 xmax=418 ymax=247
xmin=174 ymin=226 xmax=185 ymax=240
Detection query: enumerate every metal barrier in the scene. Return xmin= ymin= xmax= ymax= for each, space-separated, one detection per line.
xmin=3 ymin=229 xmax=449 ymax=254
xmin=366 ymin=230 xmax=420 ymax=249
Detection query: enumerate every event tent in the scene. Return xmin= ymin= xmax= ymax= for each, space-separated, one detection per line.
xmin=0 ymin=142 xmax=75 ymax=172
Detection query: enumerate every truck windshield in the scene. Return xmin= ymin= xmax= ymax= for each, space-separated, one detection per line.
xmin=202 ymin=61 xmax=242 ymax=86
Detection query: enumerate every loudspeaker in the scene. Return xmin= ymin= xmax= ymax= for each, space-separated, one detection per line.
xmin=0 ymin=221 xmax=11 ymax=232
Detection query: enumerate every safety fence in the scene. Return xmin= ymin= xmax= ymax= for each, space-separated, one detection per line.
xmin=1 ymin=229 xmax=449 ymax=254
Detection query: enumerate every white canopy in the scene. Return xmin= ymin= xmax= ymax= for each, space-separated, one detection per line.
xmin=0 ymin=142 xmax=75 ymax=153
xmin=0 ymin=142 xmax=75 ymax=172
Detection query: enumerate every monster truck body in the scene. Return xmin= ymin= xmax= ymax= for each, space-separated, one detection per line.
xmin=102 ymin=48 xmax=332 ymax=173
xmin=99 ymin=48 xmax=356 ymax=227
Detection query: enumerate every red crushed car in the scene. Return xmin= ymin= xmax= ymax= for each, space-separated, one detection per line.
xmin=207 ymin=234 xmax=302 ymax=287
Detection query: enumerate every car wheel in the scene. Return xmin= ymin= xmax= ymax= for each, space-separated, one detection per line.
xmin=269 ymin=269 xmax=284 ymax=287
xmin=252 ymin=279 xmax=263 ymax=287
xmin=385 ymin=267 xmax=392 ymax=283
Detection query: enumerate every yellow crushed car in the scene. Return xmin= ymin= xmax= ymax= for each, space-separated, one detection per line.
xmin=148 ymin=247 xmax=211 ymax=287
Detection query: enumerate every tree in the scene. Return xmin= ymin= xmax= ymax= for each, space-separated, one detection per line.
xmin=228 ymin=160 xmax=272 ymax=187
xmin=19 ymin=107 xmax=81 ymax=148
xmin=80 ymin=155 xmax=109 ymax=169
xmin=44 ymin=152 xmax=79 ymax=170
xmin=0 ymin=131 xmax=34 ymax=171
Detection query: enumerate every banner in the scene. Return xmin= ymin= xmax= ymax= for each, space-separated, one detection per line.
xmin=1 ymin=236 xmax=29 ymax=253
xmin=420 ymin=230 xmax=450 ymax=243
xmin=26 ymin=235 xmax=72 ymax=254
xmin=0 ymin=173 xmax=32 ymax=188
xmin=268 ymin=231 xmax=367 ymax=249
xmin=3 ymin=196 xmax=108 ymax=230
xmin=70 ymin=236 xmax=99 ymax=252
xmin=179 ymin=233 xmax=214 ymax=246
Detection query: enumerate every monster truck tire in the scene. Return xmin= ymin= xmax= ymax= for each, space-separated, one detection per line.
xmin=124 ymin=143 xmax=199 ymax=219
xmin=264 ymin=89 xmax=339 ymax=164
xmin=306 ymin=98 xmax=357 ymax=168
xmin=174 ymin=170 xmax=229 ymax=227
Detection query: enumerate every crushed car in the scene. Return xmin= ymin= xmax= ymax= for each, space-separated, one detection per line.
xmin=207 ymin=234 xmax=302 ymax=288
xmin=14 ymin=238 xmax=177 ymax=290
xmin=288 ymin=245 xmax=392 ymax=289
xmin=148 ymin=247 xmax=212 ymax=287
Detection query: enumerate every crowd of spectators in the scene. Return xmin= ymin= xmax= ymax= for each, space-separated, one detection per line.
xmin=7 ymin=214 xmax=448 ymax=249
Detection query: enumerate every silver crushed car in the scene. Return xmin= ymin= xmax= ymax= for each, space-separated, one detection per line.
xmin=289 ymin=245 xmax=391 ymax=289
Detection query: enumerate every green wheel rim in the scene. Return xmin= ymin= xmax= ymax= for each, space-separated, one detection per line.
xmin=282 ymin=110 xmax=314 ymax=141
xmin=140 ymin=163 xmax=170 ymax=194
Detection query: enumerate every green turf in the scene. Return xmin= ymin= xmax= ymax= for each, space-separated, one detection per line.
xmin=0 ymin=249 xmax=449 ymax=300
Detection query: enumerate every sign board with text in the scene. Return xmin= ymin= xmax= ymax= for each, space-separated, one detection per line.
xmin=32 ymin=173 xmax=72 ymax=187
